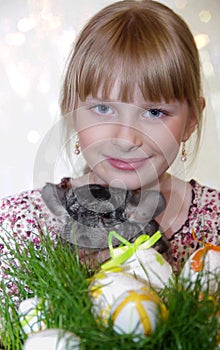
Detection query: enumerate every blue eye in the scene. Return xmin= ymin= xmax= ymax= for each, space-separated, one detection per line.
xmin=92 ymin=104 xmax=113 ymax=115
xmin=143 ymin=109 xmax=165 ymax=119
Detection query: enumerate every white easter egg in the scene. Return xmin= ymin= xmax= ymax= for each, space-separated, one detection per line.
xmin=89 ymin=271 xmax=147 ymax=323
xmin=110 ymin=288 xmax=168 ymax=338
xmin=180 ymin=246 xmax=220 ymax=293
xmin=23 ymin=328 xmax=80 ymax=350
xmin=18 ymin=297 xmax=46 ymax=335
xmin=122 ymin=248 xmax=174 ymax=290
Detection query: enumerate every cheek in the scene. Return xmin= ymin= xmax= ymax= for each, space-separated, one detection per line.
xmin=143 ymin=121 xmax=184 ymax=165
xmin=145 ymin=121 xmax=182 ymax=150
xmin=78 ymin=125 xmax=104 ymax=150
xmin=78 ymin=130 xmax=94 ymax=150
xmin=167 ymin=120 xmax=186 ymax=142
xmin=78 ymin=124 xmax=114 ymax=151
xmin=162 ymin=121 xmax=186 ymax=163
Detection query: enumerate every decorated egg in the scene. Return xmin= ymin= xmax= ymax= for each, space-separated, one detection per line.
xmin=122 ymin=248 xmax=174 ymax=290
xmin=110 ymin=287 xmax=168 ymax=338
xmin=23 ymin=328 xmax=80 ymax=350
xmin=180 ymin=246 xmax=220 ymax=294
xmin=89 ymin=271 xmax=148 ymax=323
xmin=18 ymin=297 xmax=46 ymax=335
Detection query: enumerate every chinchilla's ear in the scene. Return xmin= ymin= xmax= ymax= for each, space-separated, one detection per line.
xmin=147 ymin=190 xmax=166 ymax=217
xmin=126 ymin=190 xmax=166 ymax=223
xmin=41 ymin=183 xmax=67 ymax=217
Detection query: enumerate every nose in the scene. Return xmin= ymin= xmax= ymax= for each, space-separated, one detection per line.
xmin=112 ymin=122 xmax=143 ymax=152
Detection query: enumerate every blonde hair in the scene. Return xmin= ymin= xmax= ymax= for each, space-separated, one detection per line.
xmin=60 ymin=0 xmax=203 ymax=145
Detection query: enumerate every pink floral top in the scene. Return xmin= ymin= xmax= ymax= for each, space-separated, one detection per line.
xmin=169 ymin=179 xmax=220 ymax=273
xmin=0 ymin=179 xmax=219 ymax=300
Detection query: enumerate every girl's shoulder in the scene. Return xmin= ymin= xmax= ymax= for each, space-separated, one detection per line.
xmin=169 ymin=180 xmax=219 ymax=274
xmin=183 ymin=179 xmax=220 ymax=235
xmin=190 ymin=178 xmax=220 ymax=195
xmin=0 ymin=187 xmax=61 ymax=240
xmin=1 ymin=187 xmax=43 ymax=210
xmin=189 ymin=179 xmax=220 ymax=214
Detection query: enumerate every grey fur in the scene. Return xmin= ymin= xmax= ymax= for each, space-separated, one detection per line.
xmin=42 ymin=183 xmax=169 ymax=253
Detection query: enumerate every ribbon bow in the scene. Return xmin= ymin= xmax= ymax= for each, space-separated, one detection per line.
xmin=101 ymin=230 xmax=162 ymax=271
xmin=191 ymin=228 xmax=220 ymax=272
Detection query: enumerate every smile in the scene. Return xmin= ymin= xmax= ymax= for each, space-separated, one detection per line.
xmin=106 ymin=157 xmax=149 ymax=171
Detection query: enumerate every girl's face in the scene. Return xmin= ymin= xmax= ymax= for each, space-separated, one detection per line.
xmin=75 ymin=84 xmax=196 ymax=190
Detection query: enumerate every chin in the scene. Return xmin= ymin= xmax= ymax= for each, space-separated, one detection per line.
xmin=95 ymin=164 xmax=159 ymax=190
xmin=103 ymin=174 xmax=144 ymax=191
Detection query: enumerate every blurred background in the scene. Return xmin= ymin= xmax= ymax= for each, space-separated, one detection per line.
xmin=0 ymin=0 xmax=220 ymax=198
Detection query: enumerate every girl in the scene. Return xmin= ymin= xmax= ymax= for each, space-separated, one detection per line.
xmin=0 ymin=0 xmax=219 ymax=303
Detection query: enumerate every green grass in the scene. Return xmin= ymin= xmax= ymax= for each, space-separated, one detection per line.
xmin=0 ymin=229 xmax=219 ymax=350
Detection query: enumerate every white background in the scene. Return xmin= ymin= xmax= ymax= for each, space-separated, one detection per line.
xmin=0 ymin=0 xmax=220 ymax=198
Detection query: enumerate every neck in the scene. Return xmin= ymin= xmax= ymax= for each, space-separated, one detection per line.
xmin=155 ymin=174 xmax=192 ymax=239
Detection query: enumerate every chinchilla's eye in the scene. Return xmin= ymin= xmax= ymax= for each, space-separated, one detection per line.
xmin=64 ymin=184 xmax=128 ymax=227
xmin=89 ymin=185 xmax=111 ymax=201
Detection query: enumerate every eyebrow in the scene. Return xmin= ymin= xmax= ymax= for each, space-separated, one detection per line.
xmin=141 ymin=102 xmax=174 ymax=109
xmin=82 ymin=96 xmax=115 ymax=103
xmin=81 ymin=96 xmax=178 ymax=109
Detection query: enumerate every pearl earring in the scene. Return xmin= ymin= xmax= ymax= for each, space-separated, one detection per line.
xmin=74 ymin=139 xmax=80 ymax=155
xmin=181 ymin=141 xmax=187 ymax=162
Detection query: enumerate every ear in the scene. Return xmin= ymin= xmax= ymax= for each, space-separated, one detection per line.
xmin=183 ymin=97 xmax=205 ymax=141
xmin=126 ymin=190 xmax=166 ymax=223
xmin=41 ymin=183 xmax=67 ymax=217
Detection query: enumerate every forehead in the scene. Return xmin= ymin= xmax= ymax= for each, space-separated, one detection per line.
xmin=81 ymin=78 xmax=166 ymax=108
xmin=97 ymin=79 xmax=147 ymax=104
xmin=78 ymin=85 xmax=187 ymax=113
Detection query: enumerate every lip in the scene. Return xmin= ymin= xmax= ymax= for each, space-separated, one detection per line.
xmin=106 ymin=156 xmax=149 ymax=170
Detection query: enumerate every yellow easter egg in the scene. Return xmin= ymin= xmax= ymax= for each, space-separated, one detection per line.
xmin=110 ymin=288 xmax=168 ymax=337
xmin=180 ymin=246 xmax=220 ymax=294
xmin=18 ymin=297 xmax=46 ymax=335
xmin=89 ymin=271 xmax=147 ymax=323
xmin=122 ymin=248 xmax=174 ymax=290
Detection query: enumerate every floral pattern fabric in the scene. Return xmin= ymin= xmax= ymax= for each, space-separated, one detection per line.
xmin=169 ymin=179 xmax=220 ymax=273
xmin=0 ymin=179 xmax=219 ymax=300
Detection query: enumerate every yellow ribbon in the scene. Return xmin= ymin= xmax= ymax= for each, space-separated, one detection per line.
xmin=20 ymin=300 xmax=44 ymax=329
xmin=101 ymin=230 xmax=162 ymax=271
